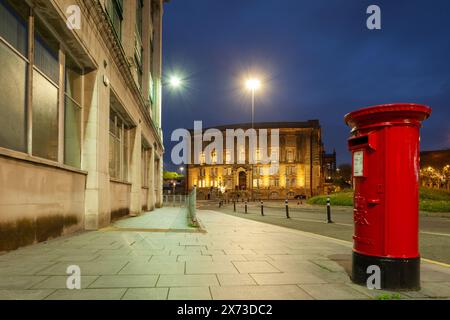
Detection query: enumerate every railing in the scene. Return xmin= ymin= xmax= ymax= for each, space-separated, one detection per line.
xmin=186 ymin=187 xmax=197 ymax=225
xmin=163 ymin=194 xmax=187 ymax=207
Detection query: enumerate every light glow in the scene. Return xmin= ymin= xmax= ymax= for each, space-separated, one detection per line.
xmin=169 ymin=76 xmax=182 ymax=88
xmin=245 ymin=78 xmax=261 ymax=91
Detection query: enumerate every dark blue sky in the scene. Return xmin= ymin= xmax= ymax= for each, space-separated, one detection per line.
xmin=162 ymin=0 xmax=450 ymax=170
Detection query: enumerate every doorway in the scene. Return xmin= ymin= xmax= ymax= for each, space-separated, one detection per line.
xmin=239 ymin=171 xmax=247 ymax=190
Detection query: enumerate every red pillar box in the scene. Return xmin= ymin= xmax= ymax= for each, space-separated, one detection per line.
xmin=345 ymin=103 xmax=432 ymax=290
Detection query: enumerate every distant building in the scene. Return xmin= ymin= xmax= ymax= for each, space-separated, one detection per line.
xmin=187 ymin=121 xmax=334 ymax=200
xmin=0 ymin=0 xmax=165 ymax=251
xmin=323 ymin=150 xmax=337 ymax=182
xmin=322 ymin=150 xmax=337 ymax=194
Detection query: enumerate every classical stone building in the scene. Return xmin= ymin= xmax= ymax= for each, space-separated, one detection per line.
xmin=0 ymin=0 xmax=164 ymax=251
xmin=187 ymin=121 xmax=331 ymax=200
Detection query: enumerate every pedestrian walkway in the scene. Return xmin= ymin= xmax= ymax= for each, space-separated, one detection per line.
xmin=0 ymin=208 xmax=449 ymax=300
xmin=108 ymin=207 xmax=198 ymax=232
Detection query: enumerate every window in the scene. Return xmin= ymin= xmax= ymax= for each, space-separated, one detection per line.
xmin=286 ymin=178 xmax=296 ymax=188
xmin=271 ymin=148 xmax=279 ymax=163
xmin=135 ymin=0 xmax=144 ymax=90
xmin=109 ymin=111 xmax=129 ymax=181
xmin=64 ymin=66 xmax=82 ymax=168
xmin=0 ymin=0 xmax=28 ymax=152
xmin=200 ymin=153 xmax=206 ymax=165
xmin=225 ymin=149 xmax=231 ymax=164
xmin=106 ymin=0 xmax=123 ymax=41
xmin=0 ymin=1 xmax=84 ymax=166
xmin=32 ymin=18 xmax=60 ymax=161
xmin=286 ymin=166 xmax=296 ymax=175
xmin=142 ymin=144 xmax=150 ymax=187
xmin=32 ymin=71 xmax=58 ymax=161
xmin=270 ymin=178 xmax=279 ymax=187
xmin=0 ymin=0 xmax=28 ymax=56
xmin=286 ymin=150 xmax=294 ymax=163
xmin=136 ymin=0 xmax=143 ymax=40
xmin=255 ymin=148 xmax=260 ymax=163
xmin=238 ymin=147 xmax=245 ymax=164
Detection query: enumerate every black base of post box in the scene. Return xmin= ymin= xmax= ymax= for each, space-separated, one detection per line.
xmin=352 ymin=251 xmax=420 ymax=290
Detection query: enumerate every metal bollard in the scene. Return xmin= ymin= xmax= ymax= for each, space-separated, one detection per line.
xmin=326 ymin=197 xmax=333 ymax=223
xmin=233 ymin=200 xmax=236 ymax=212
xmin=245 ymin=200 xmax=248 ymax=214
xmin=285 ymin=199 xmax=290 ymax=219
xmin=261 ymin=201 xmax=264 ymax=216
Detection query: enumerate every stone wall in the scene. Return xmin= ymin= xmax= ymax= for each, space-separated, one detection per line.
xmin=0 ymin=156 xmax=86 ymax=252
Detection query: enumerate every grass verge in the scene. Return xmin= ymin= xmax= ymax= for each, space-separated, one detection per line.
xmin=308 ymin=188 xmax=450 ymax=213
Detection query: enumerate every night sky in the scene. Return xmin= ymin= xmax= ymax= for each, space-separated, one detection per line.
xmin=162 ymin=0 xmax=450 ymax=170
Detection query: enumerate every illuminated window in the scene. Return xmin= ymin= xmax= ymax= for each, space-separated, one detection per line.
xmin=255 ymin=148 xmax=260 ymax=163
xmin=287 ymin=150 xmax=294 ymax=162
xmin=238 ymin=148 xmax=246 ymax=164
xmin=200 ymin=153 xmax=206 ymax=165
xmin=271 ymin=148 xmax=279 ymax=163
xmin=225 ymin=149 xmax=231 ymax=164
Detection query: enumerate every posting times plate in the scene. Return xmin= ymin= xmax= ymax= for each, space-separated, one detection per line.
xmin=353 ymin=151 xmax=364 ymax=177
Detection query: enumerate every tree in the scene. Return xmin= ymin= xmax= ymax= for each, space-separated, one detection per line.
xmin=334 ymin=164 xmax=352 ymax=189
xmin=163 ymin=171 xmax=184 ymax=180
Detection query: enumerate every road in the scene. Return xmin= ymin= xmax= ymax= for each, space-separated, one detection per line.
xmin=198 ymin=201 xmax=450 ymax=264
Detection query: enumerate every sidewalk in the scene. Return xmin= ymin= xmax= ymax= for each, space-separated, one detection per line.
xmin=0 ymin=208 xmax=449 ymax=300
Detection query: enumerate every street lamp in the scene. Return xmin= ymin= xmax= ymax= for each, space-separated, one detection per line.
xmin=169 ymin=75 xmax=183 ymax=88
xmin=245 ymin=78 xmax=262 ymax=202
xmin=245 ymin=78 xmax=261 ymax=127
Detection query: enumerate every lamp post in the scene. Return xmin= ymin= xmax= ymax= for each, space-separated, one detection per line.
xmin=245 ymin=78 xmax=261 ymax=201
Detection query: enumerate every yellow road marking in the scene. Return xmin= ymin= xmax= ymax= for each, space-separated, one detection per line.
xmin=421 ymin=258 xmax=450 ymax=268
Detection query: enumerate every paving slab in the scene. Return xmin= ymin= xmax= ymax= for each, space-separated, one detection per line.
xmin=232 ymin=261 xmax=281 ymax=274
xmin=119 ymin=262 xmax=185 ymax=275
xmin=122 ymin=288 xmax=169 ymax=300
xmin=45 ymin=288 xmax=126 ymax=300
xmin=168 ymin=287 xmax=212 ymax=300
xmin=157 ymin=275 xmax=219 ymax=287
xmin=250 ymin=272 xmax=328 ymax=285
xmin=210 ymin=285 xmax=313 ymax=300
xmin=0 ymin=289 xmax=55 ymax=300
xmin=0 ymin=208 xmax=449 ymax=300
xmin=89 ymin=275 xmax=159 ymax=288
xmin=217 ymin=274 xmax=257 ymax=286
xmin=32 ymin=276 xmax=98 ymax=289
xmin=37 ymin=261 xmax=127 ymax=276
xmin=299 ymin=283 xmax=371 ymax=300
xmin=0 ymin=276 xmax=49 ymax=290
xmin=186 ymin=261 xmax=238 ymax=274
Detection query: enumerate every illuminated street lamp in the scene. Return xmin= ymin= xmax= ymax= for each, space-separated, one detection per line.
xmin=169 ymin=75 xmax=183 ymax=88
xmin=245 ymin=77 xmax=262 ymax=201
xmin=245 ymin=78 xmax=262 ymax=127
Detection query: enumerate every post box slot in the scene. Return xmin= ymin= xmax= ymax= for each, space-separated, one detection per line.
xmin=349 ymin=136 xmax=369 ymax=148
